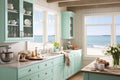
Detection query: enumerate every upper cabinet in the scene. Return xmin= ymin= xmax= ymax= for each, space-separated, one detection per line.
xmin=61 ymin=11 xmax=74 ymax=39
xmin=0 ymin=0 xmax=34 ymax=43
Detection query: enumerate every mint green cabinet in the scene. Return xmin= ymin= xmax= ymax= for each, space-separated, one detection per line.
xmin=53 ymin=56 xmax=64 ymax=80
xmin=84 ymin=73 xmax=120 ymax=80
xmin=0 ymin=50 xmax=82 ymax=80
xmin=64 ymin=50 xmax=82 ymax=80
xmin=74 ymin=50 xmax=82 ymax=73
xmin=64 ymin=53 xmax=74 ymax=79
xmin=61 ymin=11 xmax=74 ymax=39
xmin=0 ymin=0 xmax=34 ymax=43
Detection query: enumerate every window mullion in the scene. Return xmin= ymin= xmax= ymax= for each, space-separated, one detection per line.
xmin=111 ymin=15 xmax=116 ymax=44
xmin=43 ymin=11 xmax=48 ymax=43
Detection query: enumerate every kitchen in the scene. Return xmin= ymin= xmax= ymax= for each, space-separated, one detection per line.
xmin=0 ymin=0 xmax=120 ymax=80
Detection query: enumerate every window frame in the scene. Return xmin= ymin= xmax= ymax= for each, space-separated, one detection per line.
xmin=83 ymin=13 xmax=120 ymax=58
xmin=34 ymin=5 xmax=59 ymax=45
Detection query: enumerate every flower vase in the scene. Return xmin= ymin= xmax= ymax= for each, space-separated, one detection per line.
xmin=112 ymin=55 xmax=119 ymax=68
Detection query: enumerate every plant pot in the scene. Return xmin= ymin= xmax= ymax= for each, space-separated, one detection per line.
xmin=54 ymin=48 xmax=59 ymax=52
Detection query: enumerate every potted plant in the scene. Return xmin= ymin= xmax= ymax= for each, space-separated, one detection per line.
xmin=53 ymin=42 xmax=60 ymax=52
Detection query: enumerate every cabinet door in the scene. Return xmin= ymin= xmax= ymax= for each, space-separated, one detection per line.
xmin=53 ymin=63 xmax=64 ymax=80
xmin=23 ymin=0 xmax=34 ymax=38
xmin=64 ymin=53 xmax=74 ymax=79
xmin=0 ymin=0 xmax=34 ymax=42
xmin=74 ymin=50 xmax=82 ymax=73
xmin=61 ymin=12 xmax=74 ymax=39
xmin=7 ymin=0 xmax=21 ymax=39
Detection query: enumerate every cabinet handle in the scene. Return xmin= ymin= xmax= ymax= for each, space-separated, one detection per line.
xmin=45 ymin=64 xmax=47 ymax=66
xmin=38 ymin=74 xmax=39 ymax=78
xmin=28 ymin=69 xmax=31 ymax=72
xmin=38 ymin=66 xmax=39 ymax=69
xmin=45 ymin=73 xmax=47 ymax=75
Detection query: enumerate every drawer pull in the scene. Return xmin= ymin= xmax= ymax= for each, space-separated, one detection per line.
xmin=29 ymin=78 xmax=31 ymax=80
xmin=45 ymin=64 xmax=47 ymax=66
xmin=45 ymin=73 xmax=47 ymax=75
xmin=38 ymin=66 xmax=40 ymax=69
xmin=28 ymin=69 xmax=31 ymax=72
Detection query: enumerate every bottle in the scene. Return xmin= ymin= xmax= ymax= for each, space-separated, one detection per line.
xmin=35 ymin=47 xmax=38 ymax=56
xmin=31 ymin=51 xmax=36 ymax=57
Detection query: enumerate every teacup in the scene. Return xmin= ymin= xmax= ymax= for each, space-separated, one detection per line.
xmin=8 ymin=4 xmax=14 ymax=10
xmin=10 ymin=20 xmax=17 ymax=25
xmin=26 ymin=11 xmax=31 ymax=15
xmin=98 ymin=63 xmax=105 ymax=71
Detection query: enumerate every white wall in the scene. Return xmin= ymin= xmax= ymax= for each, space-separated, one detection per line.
xmin=74 ymin=7 xmax=120 ymax=67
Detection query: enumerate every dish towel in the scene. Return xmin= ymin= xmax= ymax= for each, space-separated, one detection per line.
xmin=63 ymin=52 xmax=70 ymax=66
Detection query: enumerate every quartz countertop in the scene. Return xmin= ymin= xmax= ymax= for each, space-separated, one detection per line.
xmin=81 ymin=57 xmax=120 ymax=76
xmin=0 ymin=53 xmax=63 ymax=68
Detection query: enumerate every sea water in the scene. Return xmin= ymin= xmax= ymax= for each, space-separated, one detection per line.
xmin=87 ymin=35 xmax=120 ymax=48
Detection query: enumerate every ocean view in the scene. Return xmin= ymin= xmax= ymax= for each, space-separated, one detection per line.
xmin=34 ymin=35 xmax=55 ymax=43
xmin=87 ymin=35 xmax=120 ymax=48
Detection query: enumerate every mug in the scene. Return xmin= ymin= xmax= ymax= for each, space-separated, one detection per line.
xmin=10 ymin=20 xmax=17 ymax=25
xmin=98 ymin=63 xmax=105 ymax=71
xmin=93 ymin=63 xmax=98 ymax=69
xmin=8 ymin=4 xmax=14 ymax=10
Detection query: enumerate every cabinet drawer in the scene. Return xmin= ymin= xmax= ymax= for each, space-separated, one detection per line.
xmin=18 ymin=64 xmax=39 ymax=78
xmin=53 ymin=56 xmax=64 ymax=65
xmin=39 ymin=67 xmax=53 ymax=79
xmin=39 ymin=60 xmax=53 ymax=70
xmin=18 ymin=72 xmax=39 ymax=80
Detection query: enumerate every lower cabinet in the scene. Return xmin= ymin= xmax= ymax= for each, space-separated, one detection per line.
xmin=0 ymin=49 xmax=82 ymax=80
xmin=64 ymin=50 xmax=82 ymax=80
xmin=83 ymin=72 xmax=120 ymax=80
xmin=74 ymin=50 xmax=82 ymax=73
xmin=53 ymin=56 xmax=64 ymax=80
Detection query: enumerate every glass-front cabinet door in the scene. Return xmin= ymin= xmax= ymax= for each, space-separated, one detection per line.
xmin=0 ymin=0 xmax=34 ymax=42
xmin=7 ymin=0 xmax=20 ymax=38
xmin=23 ymin=0 xmax=33 ymax=38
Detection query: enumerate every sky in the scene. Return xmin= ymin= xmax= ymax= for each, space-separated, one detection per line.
xmin=86 ymin=16 xmax=120 ymax=35
xmin=34 ymin=10 xmax=55 ymax=35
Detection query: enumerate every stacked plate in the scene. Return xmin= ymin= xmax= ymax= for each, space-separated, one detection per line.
xmin=24 ymin=19 xmax=31 ymax=26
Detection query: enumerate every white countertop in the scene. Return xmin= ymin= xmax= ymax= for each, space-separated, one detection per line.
xmin=0 ymin=53 xmax=63 ymax=68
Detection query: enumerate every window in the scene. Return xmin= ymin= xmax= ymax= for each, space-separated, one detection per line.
xmin=47 ymin=13 xmax=56 ymax=43
xmin=85 ymin=15 xmax=120 ymax=56
xmin=116 ymin=16 xmax=120 ymax=44
xmin=34 ymin=10 xmax=43 ymax=43
xmin=34 ymin=7 xmax=58 ymax=44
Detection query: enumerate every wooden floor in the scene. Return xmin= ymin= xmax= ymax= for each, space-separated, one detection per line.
xmin=68 ymin=72 xmax=83 ymax=80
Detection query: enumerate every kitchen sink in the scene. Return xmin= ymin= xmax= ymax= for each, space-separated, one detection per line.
xmin=41 ymin=52 xmax=62 ymax=58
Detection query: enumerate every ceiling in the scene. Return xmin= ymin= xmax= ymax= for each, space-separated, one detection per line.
xmin=47 ymin=0 xmax=120 ymax=11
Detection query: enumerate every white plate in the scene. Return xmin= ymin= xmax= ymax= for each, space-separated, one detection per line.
xmin=24 ymin=19 xmax=31 ymax=26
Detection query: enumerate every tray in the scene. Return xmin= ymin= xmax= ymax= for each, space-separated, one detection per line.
xmin=19 ymin=59 xmax=28 ymax=62
xmin=28 ymin=57 xmax=43 ymax=60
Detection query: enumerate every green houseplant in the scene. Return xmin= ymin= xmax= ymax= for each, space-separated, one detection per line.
xmin=53 ymin=42 xmax=60 ymax=52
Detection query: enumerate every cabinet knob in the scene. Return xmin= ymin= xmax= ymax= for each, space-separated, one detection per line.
xmin=28 ymin=69 xmax=31 ymax=72
xmin=29 ymin=78 xmax=31 ymax=80
xmin=45 ymin=64 xmax=47 ymax=66
xmin=45 ymin=73 xmax=47 ymax=75
xmin=38 ymin=66 xmax=40 ymax=69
